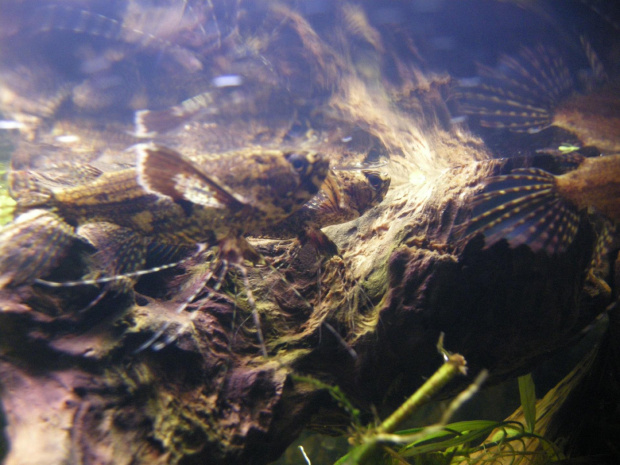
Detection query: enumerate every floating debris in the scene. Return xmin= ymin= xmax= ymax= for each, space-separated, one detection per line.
xmin=0 ymin=120 xmax=26 ymax=130
xmin=211 ymin=74 xmax=243 ymax=88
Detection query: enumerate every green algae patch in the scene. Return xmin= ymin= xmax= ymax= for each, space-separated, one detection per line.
xmin=0 ymin=163 xmax=15 ymax=226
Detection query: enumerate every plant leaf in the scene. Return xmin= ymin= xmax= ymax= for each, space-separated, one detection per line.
xmin=518 ymin=374 xmax=537 ymax=433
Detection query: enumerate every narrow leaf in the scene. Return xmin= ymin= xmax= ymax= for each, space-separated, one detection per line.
xmin=518 ymin=374 xmax=537 ymax=433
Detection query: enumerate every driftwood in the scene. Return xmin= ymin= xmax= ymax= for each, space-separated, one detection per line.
xmin=0 ymin=2 xmax=614 ymax=464
xmin=0 ymin=125 xmax=605 ymax=464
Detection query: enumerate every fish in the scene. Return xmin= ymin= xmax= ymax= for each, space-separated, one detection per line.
xmin=456 ymin=45 xmax=620 ymax=153
xmin=462 ymin=153 xmax=620 ymax=254
xmin=0 ymin=209 xmax=76 ymax=289
xmin=133 ymin=75 xmax=244 ymax=137
xmin=254 ymin=168 xmax=390 ymax=257
xmin=1 ymin=144 xmax=328 ymax=355
xmin=0 ymin=61 xmax=73 ymax=120
xmin=8 ymin=1 xmax=236 ymax=72
xmin=134 ymin=91 xmax=216 ymax=138
xmin=0 ymin=145 xmax=329 ymax=288
xmin=258 ymin=168 xmax=391 ymax=240
xmin=0 ymin=1 xmax=240 ymax=123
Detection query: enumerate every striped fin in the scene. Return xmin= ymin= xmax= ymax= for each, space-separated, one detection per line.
xmin=78 ymin=223 xmax=147 ymax=281
xmin=35 ymin=5 xmax=125 ymax=40
xmin=305 ymin=170 xmax=345 ymax=216
xmin=457 ymin=45 xmax=574 ymax=132
xmin=581 ymin=36 xmax=608 ymax=84
xmin=134 ymin=92 xmax=215 ymax=137
xmin=590 ymin=218 xmax=616 ymax=279
xmin=464 ymin=168 xmax=580 ymax=254
xmin=0 ymin=210 xmax=75 ymax=288
xmin=136 ymin=145 xmax=244 ymax=209
xmin=8 ymin=170 xmax=53 ymax=209
xmin=32 ymin=4 xmax=203 ymax=71
xmin=580 ymin=0 xmax=620 ymax=31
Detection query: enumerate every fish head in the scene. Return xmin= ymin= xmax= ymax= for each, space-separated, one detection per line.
xmin=332 ymin=169 xmax=391 ymax=216
xmin=218 ymin=149 xmax=330 ymax=223
xmin=360 ymin=169 xmax=391 ymax=208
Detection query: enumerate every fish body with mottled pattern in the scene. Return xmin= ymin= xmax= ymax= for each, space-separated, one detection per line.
xmin=46 ymin=146 xmax=327 ymax=244
xmin=0 ymin=145 xmax=328 ymax=287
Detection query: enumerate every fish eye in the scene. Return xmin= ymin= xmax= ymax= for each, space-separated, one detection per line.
xmin=365 ymin=172 xmax=384 ymax=190
xmin=287 ymin=152 xmax=309 ymax=174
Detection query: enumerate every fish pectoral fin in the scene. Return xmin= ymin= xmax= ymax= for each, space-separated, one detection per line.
xmin=134 ymin=92 xmax=214 ymax=138
xmin=308 ymin=170 xmax=346 ymax=216
xmin=300 ymin=228 xmax=339 ymax=257
xmin=0 ymin=210 xmax=76 ymax=288
xmin=463 ymin=168 xmax=580 ymax=255
xmin=8 ymin=170 xmax=53 ymax=208
xmin=78 ymin=223 xmax=147 ymax=281
xmin=219 ymin=236 xmax=265 ymax=266
xmin=136 ymin=144 xmax=244 ymax=209
xmin=456 ymin=45 xmax=574 ymax=133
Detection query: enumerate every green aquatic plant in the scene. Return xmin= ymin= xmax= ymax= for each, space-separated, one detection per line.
xmin=0 ymin=164 xmax=15 ymax=226
xmin=291 ymin=337 xmax=567 ymax=465
xmin=291 ymin=375 xmax=363 ymax=430
xmin=334 ymin=396 xmax=562 ymax=465
xmin=518 ymin=374 xmax=536 ymax=434
xmin=373 ymin=370 xmax=564 ymax=465
xmin=337 ymin=354 xmax=472 ymax=465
